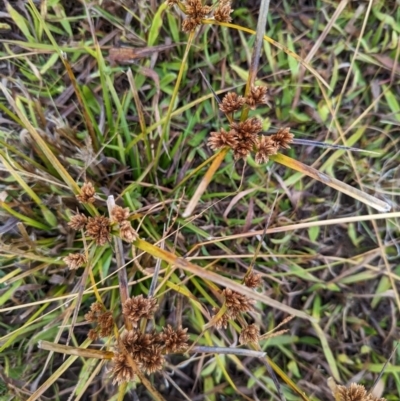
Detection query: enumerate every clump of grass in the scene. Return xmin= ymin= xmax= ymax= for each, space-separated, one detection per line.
xmin=0 ymin=0 xmax=399 ymax=400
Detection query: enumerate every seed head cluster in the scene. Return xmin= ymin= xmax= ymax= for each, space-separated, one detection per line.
xmin=86 ymin=216 xmax=111 ymax=246
xmin=239 ymin=323 xmax=260 ymax=345
xmin=63 ymin=253 xmax=86 ymax=270
xmin=122 ymin=295 xmax=158 ymax=327
xmin=330 ymin=381 xmax=386 ymax=401
xmin=85 ymin=302 xmax=114 ymax=339
xmin=174 ymin=0 xmax=233 ymax=32
xmin=208 ymin=89 xmax=294 ymax=162
xmin=76 ymin=181 xmax=96 ymax=203
xmin=111 ymin=326 xmax=189 ymax=384
xmin=111 ymin=205 xmax=138 ymax=243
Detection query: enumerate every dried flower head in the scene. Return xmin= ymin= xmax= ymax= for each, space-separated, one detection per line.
xmin=111 ymin=205 xmax=130 ymax=223
xmin=239 ymin=323 xmax=260 ymax=344
xmin=86 ymin=216 xmax=111 ymax=246
xmin=182 ymin=0 xmax=211 ymax=32
xmin=160 ymin=325 xmax=189 ymax=353
xmin=63 ymin=253 xmax=86 ymax=270
xmin=85 ymin=303 xmax=114 ymax=338
xmin=111 ymin=352 xmax=135 ymax=385
xmin=98 ymin=311 xmax=114 ymax=337
xmin=208 ymin=128 xmax=238 ymax=150
xmin=211 ymin=307 xmax=230 ymax=329
xmin=222 ymin=288 xmax=255 ymax=317
xmin=231 ymin=117 xmax=263 ymax=137
xmin=120 ymin=330 xmax=164 ymax=374
xmin=271 ymin=127 xmax=294 ymax=150
xmin=122 ymin=295 xmax=158 ymax=327
xmin=120 ymin=220 xmax=138 ymax=243
xmin=219 ymin=92 xmax=245 ymax=113
xmin=85 ymin=302 xmax=103 ymax=322
xmin=182 ymin=17 xmax=198 ymax=32
xmin=254 ymin=135 xmax=278 ymax=164
xmin=68 ymin=213 xmax=87 ymax=230
xmin=140 ymin=345 xmax=165 ymax=374
xmin=214 ymin=0 xmax=233 ymax=22
xmin=232 ymin=141 xmax=254 ymax=160
xmin=246 ymin=86 xmax=268 ymax=109
xmin=244 ymin=271 xmax=262 ymax=288
xmin=167 ymin=0 xmax=179 ymax=6
xmin=88 ymin=328 xmax=99 ymax=341
xmin=76 ymin=181 xmax=96 ymax=204
xmin=328 ymin=378 xmax=386 ymax=401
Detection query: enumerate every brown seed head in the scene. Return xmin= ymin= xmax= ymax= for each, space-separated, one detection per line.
xmin=208 ymin=128 xmax=238 ymax=150
xmin=244 ymin=271 xmax=262 ymax=288
xmin=182 ymin=17 xmax=198 ymax=32
xmin=222 ymin=288 xmax=255 ymax=317
xmin=98 ymin=311 xmax=114 ymax=337
xmin=231 ymin=117 xmax=263 ymax=137
xmin=86 ymin=216 xmax=111 ymax=246
xmin=167 ymin=0 xmax=179 ymax=5
xmin=63 ymin=253 xmax=86 ymax=270
xmin=333 ymin=382 xmax=386 ymax=401
xmin=140 ymin=345 xmax=165 ymax=374
xmin=214 ymin=0 xmax=233 ymax=22
xmin=111 ymin=352 xmax=136 ymax=385
xmin=122 ymin=295 xmax=158 ymax=327
xmin=271 ymin=127 xmax=294 ymax=149
xmin=111 ymin=205 xmax=130 ymax=223
xmin=68 ymin=213 xmax=88 ymax=230
xmin=182 ymin=0 xmax=211 ymax=31
xmin=246 ymin=86 xmax=269 ymax=109
xmin=254 ymin=135 xmax=279 ymax=164
xmin=88 ymin=329 xmax=99 ymax=341
xmin=76 ymin=181 xmax=96 ymax=204
xmin=212 ymin=307 xmax=230 ymax=329
xmin=239 ymin=323 xmax=260 ymax=344
xmin=160 ymin=325 xmax=189 ymax=353
xmin=219 ymin=92 xmax=245 ymax=113
xmin=120 ymin=220 xmax=138 ymax=243
xmin=232 ymin=141 xmax=253 ymax=160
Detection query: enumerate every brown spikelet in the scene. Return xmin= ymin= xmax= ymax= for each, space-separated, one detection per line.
xmin=232 ymin=141 xmax=254 ymax=160
xmin=208 ymin=128 xmax=238 ymax=150
xmin=122 ymin=295 xmax=158 ymax=327
xmin=76 ymin=181 xmax=96 ymax=203
xmin=222 ymin=288 xmax=255 ymax=317
xmin=231 ymin=117 xmax=263 ymax=138
xmin=182 ymin=17 xmax=198 ymax=32
xmin=85 ymin=303 xmax=114 ymax=338
xmin=271 ymin=127 xmax=294 ymax=149
xmin=182 ymin=0 xmax=211 ymax=32
xmin=119 ymin=220 xmax=138 ymax=243
xmin=88 ymin=329 xmax=99 ymax=341
xmin=111 ymin=205 xmax=130 ymax=223
xmin=214 ymin=0 xmax=233 ymax=22
xmin=111 ymin=352 xmax=136 ymax=384
xmin=68 ymin=213 xmax=87 ymax=230
xmin=211 ymin=307 xmax=230 ymax=329
xmin=254 ymin=135 xmax=279 ymax=164
xmin=328 ymin=378 xmax=386 ymax=401
xmin=245 ymin=86 xmax=268 ymax=109
xmin=86 ymin=216 xmax=111 ymax=246
xmin=167 ymin=0 xmax=179 ymax=5
xmin=239 ymin=323 xmax=260 ymax=344
xmin=160 ymin=325 xmax=190 ymax=353
xmin=140 ymin=345 xmax=165 ymax=374
xmin=244 ymin=271 xmax=262 ymax=288
xmin=219 ymin=92 xmax=245 ymax=113
xmin=63 ymin=253 xmax=86 ymax=270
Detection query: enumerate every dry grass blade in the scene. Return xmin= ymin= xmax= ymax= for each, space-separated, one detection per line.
xmin=270 ymin=153 xmax=391 ymax=212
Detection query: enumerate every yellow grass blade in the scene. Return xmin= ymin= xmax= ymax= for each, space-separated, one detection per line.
xmin=271 ymin=153 xmax=391 ymax=213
